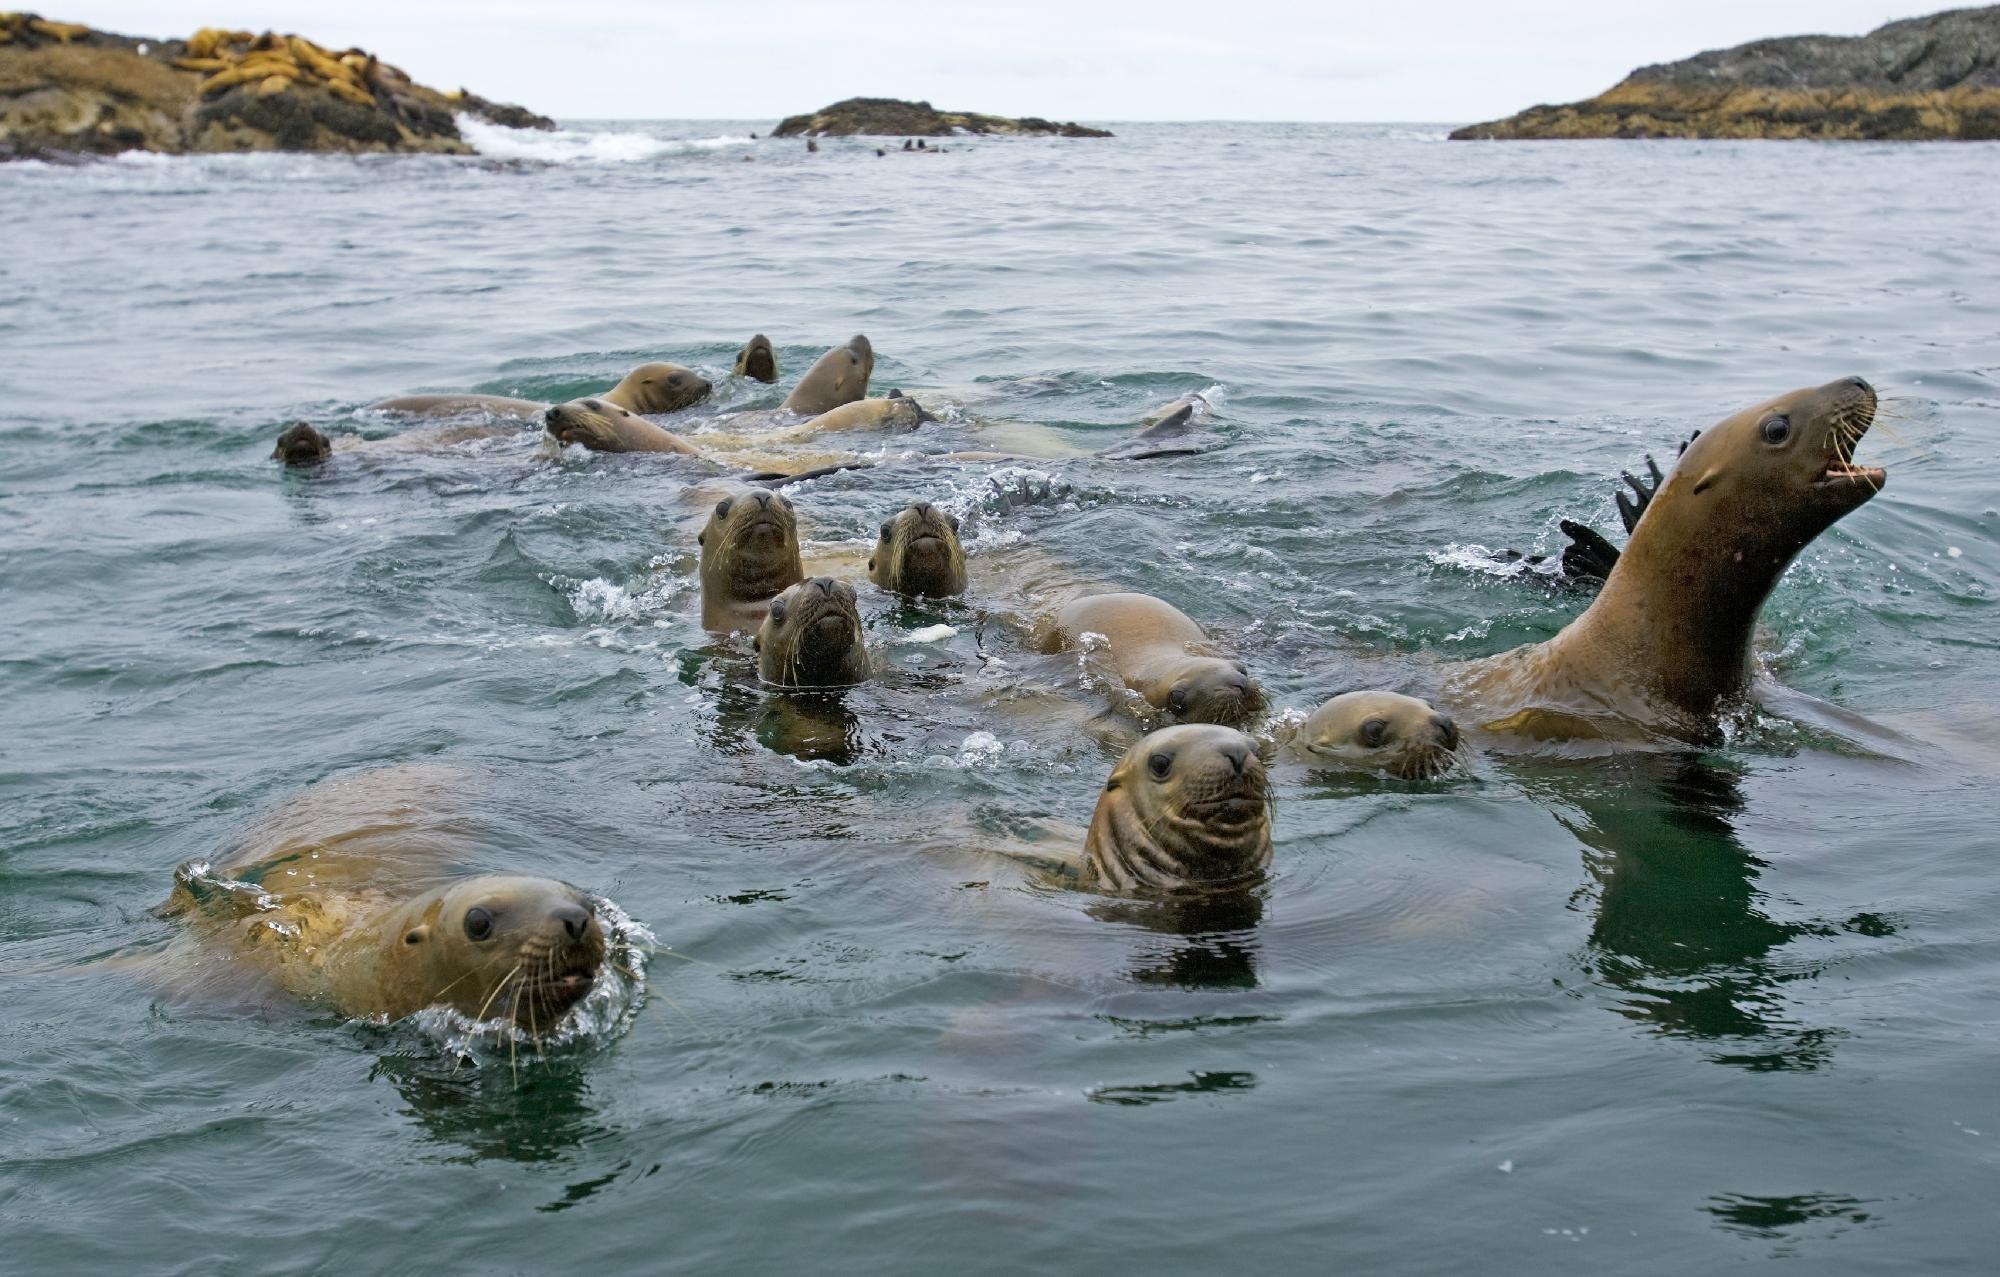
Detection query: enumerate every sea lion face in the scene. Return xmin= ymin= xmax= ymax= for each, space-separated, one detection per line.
xmin=756 ymin=577 xmax=869 ymax=687
xmin=1084 ymin=725 xmax=1273 ymax=891
xmin=868 ymin=501 xmax=967 ymax=596
xmin=1159 ymin=658 xmax=1264 ymax=727
xmin=1296 ymin=691 xmax=1462 ymax=779
xmin=1667 ymin=376 xmax=1883 ymax=539
xmin=699 ymin=488 xmax=802 ymax=597
xmin=609 ymin=362 xmax=712 ymax=414
xmin=393 ymin=875 xmax=606 ymax=1030
xmin=782 ymin=334 xmax=875 ymax=414
xmin=544 ymin=397 xmax=653 ymax=452
xmin=272 ymin=421 xmax=331 ymax=466
xmin=734 ymin=334 xmax=779 ymax=383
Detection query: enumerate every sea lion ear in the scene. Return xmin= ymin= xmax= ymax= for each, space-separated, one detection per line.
xmin=866 ymin=556 xmax=876 ymax=571
xmin=1691 ymin=466 xmax=1723 ymax=496
xmin=403 ymin=925 xmax=430 ymax=946
xmin=888 ymin=389 xmax=904 ymax=399
xmin=697 ymin=531 xmax=705 ymax=546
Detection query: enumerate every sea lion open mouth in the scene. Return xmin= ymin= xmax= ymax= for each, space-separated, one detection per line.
xmin=1815 ymin=390 xmax=1883 ymax=490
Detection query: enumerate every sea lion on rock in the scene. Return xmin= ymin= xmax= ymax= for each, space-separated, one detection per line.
xmin=1446 ymin=377 xmax=1885 ymax=741
xmin=734 ymin=334 xmax=779 ymax=383
xmin=755 ymin=577 xmax=870 ymax=687
xmin=869 ymin=501 xmax=967 ymax=597
xmin=780 ymin=335 xmax=874 ymax=416
xmin=699 ymin=488 xmax=805 ymax=632
xmin=154 ymin=767 xmax=609 ymax=1031
xmin=1052 ymin=592 xmax=1264 ymax=726
xmin=544 ymin=398 xmax=700 ymax=455
xmin=1292 ymin=691 xmax=1462 ymax=779
xmin=1079 ymin=725 xmax=1272 ymax=892
xmin=600 ymin=362 xmax=712 ymax=414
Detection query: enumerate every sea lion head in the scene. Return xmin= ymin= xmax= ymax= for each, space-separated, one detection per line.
xmin=756 ymin=577 xmax=869 ymax=687
xmin=543 ymin=397 xmax=652 ymax=452
xmin=782 ymin=334 xmax=875 ymax=414
xmin=1665 ymin=376 xmax=1883 ymax=542
xmin=699 ymin=488 xmax=803 ymax=602
xmin=607 ymin=362 xmax=711 ymax=414
xmin=1295 ymin=690 xmax=1462 ymax=779
xmin=388 ymin=875 xmax=606 ymax=1030
xmin=1157 ymin=656 xmax=1264 ymax=727
xmin=1083 ymin=725 xmax=1273 ymax=892
xmin=272 ymin=421 xmax=331 ymax=466
xmin=868 ymin=500 xmax=967 ymax=596
xmin=733 ymin=334 xmax=779 ymax=383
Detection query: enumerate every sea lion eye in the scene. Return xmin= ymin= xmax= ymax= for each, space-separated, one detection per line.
xmin=584 ymin=399 xmax=603 ymax=412
xmin=714 ymin=498 xmax=733 ymax=519
xmin=946 ymin=514 xmax=959 ymax=532
xmin=775 ymin=495 xmax=791 ymax=511
xmin=1359 ymin=718 xmax=1389 ymax=748
xmin=1167 ymin=687 xmax=1189 ymax=711
xmin=1760 ymin=415 xmax=1791 ymax=445
xmin=668 ymin=374 xmax=684 ymax=386
xmin=464 ymin=908 xmax=494 ymax=942
xmin=1147 ymin=752 xmax=1172 ymax=779
xmin=880 ymin=522 xmax=892 ymax=540
xmin=769 ymin=598 xmax=788 ymax=623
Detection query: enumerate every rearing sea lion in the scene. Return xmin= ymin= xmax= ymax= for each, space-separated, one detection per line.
xmin=780 ymin=335 xmax=874 ymax=416
xmin=1079 ymin=725 xmax=1273 ymax=892
xmin=1447 ymin=377 xmax=1885 ymax=741
xmin=699 ymin=488 xmax=805 ymax=632
xmin=755 ymin=577 xmax=870 ymax=688
xmin=869 ymin=501 xmax=967 ymax=597
xmin=1051 ymin=592 xmax=1264 ymax=726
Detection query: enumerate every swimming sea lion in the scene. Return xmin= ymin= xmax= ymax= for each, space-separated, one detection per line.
xmin=155 ymin=768 xmax=608 ymax=1031
xmin=780 ymin=335 xmax=874 ymax=416
xmin=269 ymin=419 xmax=520 ymax=465
xmin=1052 ymin=592 xmax=1264 ymax=726
xmin=795 ymin=390 xmax=935 ymax=435
xmin=734 ymin=334 xmax=779 ymax=383
xmin=1079 ymin=725 xmax=1273 ymax=892
xmin=365 ymin=393 xmax=549 ymax=419
xmin=1447 ymin=377 xmax=1884 ymax=741
xmin=755 ymin=577 xmax=870 ymax=688
xmin=544 ymin=398 xmax=700 ymax=455
xmin=869 ymin=501 xmax=967 ymax=597
xmin=699 ymin=488 xmax=805 ymax=631
xmin=600 ymin=362 xmax=712 ymax=414
xmin=1292 ymin=691 xmax=1462 ymax=779
xmin=273 ymin=421 xmax=331 ymax=465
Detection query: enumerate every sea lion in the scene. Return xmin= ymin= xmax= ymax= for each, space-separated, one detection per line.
xmin=269 ymin=419 xmax=520 ymax=465
xmin=1447 ymin=377 xmax=1884 ymax=741
xmin=1052 ymin=592 xmax=1264 ymax=726
xmin=154 ymin=768 xmax=609 ymax=1031
xmin=1292 ymin=691 xmax=1462 ymax=779
xmin=544 ymin=398 xmax=700 ymax=455
xmin=734 ymin=334 xmax=779 ymax=383
xmin=273 ymin=421 xmax=331 ymax=465
xmin=780 ymin=335 xmax=874 ymax=416
xmin=600 ymin=362 xmax=712 ymax=414
xmin=794 ymin=390 xmax=935 ymax=435
xmin=869 ymin=501 xmax=967 ymax=597
xmin=699 ymin=488 xmax=805 ymax=632
xmin=365 ymin=393 xmax=549 ymax=419
xmin=1079 ymin=725 xmax=1273 ymax=892
xmin=755 ymin=577 xmax=870 ymax=688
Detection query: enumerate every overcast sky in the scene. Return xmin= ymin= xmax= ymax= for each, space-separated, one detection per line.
xmin=76 ymin=2 xmax=1950 ymax=122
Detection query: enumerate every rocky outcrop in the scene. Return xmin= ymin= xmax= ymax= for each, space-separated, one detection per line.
xmin=0 ymin=13 xmax=553 ymax=158
xmin=771 ymin=97 xmax=1112 ymax=138
xmin=1452 ymin=5 xmax=2000 ymax=141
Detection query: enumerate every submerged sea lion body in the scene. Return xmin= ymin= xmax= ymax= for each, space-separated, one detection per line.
xmin=795 ymin=390 xmax=934 ymax=435
xmin=1292 ymin=691 xmax=1462 ymax=779
xmin=156 ymin=767 xmax=606 ymax=1029
xmin=1447 ymin=377 xmax=1884 ymax=741
xmin=365 ymin=393 xmax=548 ymax=420
xmin=270 ymin=420 xmax=520 ymax=466
xmin=755 ymin=577 xmax=870 ymax=688
xmin=869 ymin=501 xmax=967 ymax=597
xmin=699 ymin=488 xmax=805 ymax=632
xmin=733 ymin=334 xmax=779 ymax=383
xmin=544 ymin=398 xmax=700 ymax=455
xmin=1053 ymin=592 xmax=1263 ymax=726
xmin=1080 ymin=725 xmax=1273 ymax=892
xmin=780 ymin=335 xmax=874 ymax=417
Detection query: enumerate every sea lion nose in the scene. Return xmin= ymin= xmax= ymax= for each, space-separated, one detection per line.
xmin=553 ymin=903 xmax=590 ymax=942
xmin=914 ymin=501 xmax=934 ymax=516
xmin=752 ymin=490 xmax=771 ymax=507
xmin=542 ymin=406 xmax=560 ymax=426
xmin=1434 ymin=715 xmax=1460 ymax=751
xmin=814 ymin=577 xmax=835 ymax=596
xmin=1220 ymin=741 xmax=1250 ymax=774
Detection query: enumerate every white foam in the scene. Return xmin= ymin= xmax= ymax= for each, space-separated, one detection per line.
xmin=455 ymin=115 xmax=749 ymax=164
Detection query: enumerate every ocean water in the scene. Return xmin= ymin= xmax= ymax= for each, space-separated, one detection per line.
xmin=2 ymin=120 xmax=1997 ymax=1273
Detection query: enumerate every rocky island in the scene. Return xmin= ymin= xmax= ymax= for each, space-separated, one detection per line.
xmin=772 ymin=97 xmax=1111 ymax=138
xmin=0 ymin=12 xmax=551 ymax=159
xmin=1452 ymin=5 xmax=2000 ymax=141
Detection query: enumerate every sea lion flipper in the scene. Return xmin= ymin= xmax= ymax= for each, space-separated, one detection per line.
xmin=1616 ymin=455 xmax=1668 ymax=533
xmin=1558 ymin=518 xmax=1621 ymax=583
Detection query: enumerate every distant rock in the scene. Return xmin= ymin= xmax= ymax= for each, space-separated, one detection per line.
xmin=1452 ymin=5 xmax=2000 ymax=141
xmin=771 ymin=97 xmax=1112 ymax=139
xmin=0 ymin=13 xmax=553 ymax=158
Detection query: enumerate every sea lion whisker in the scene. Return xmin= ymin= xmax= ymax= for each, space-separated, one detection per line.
xmin=471 ymin=964 xmax=522 ymax=1026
